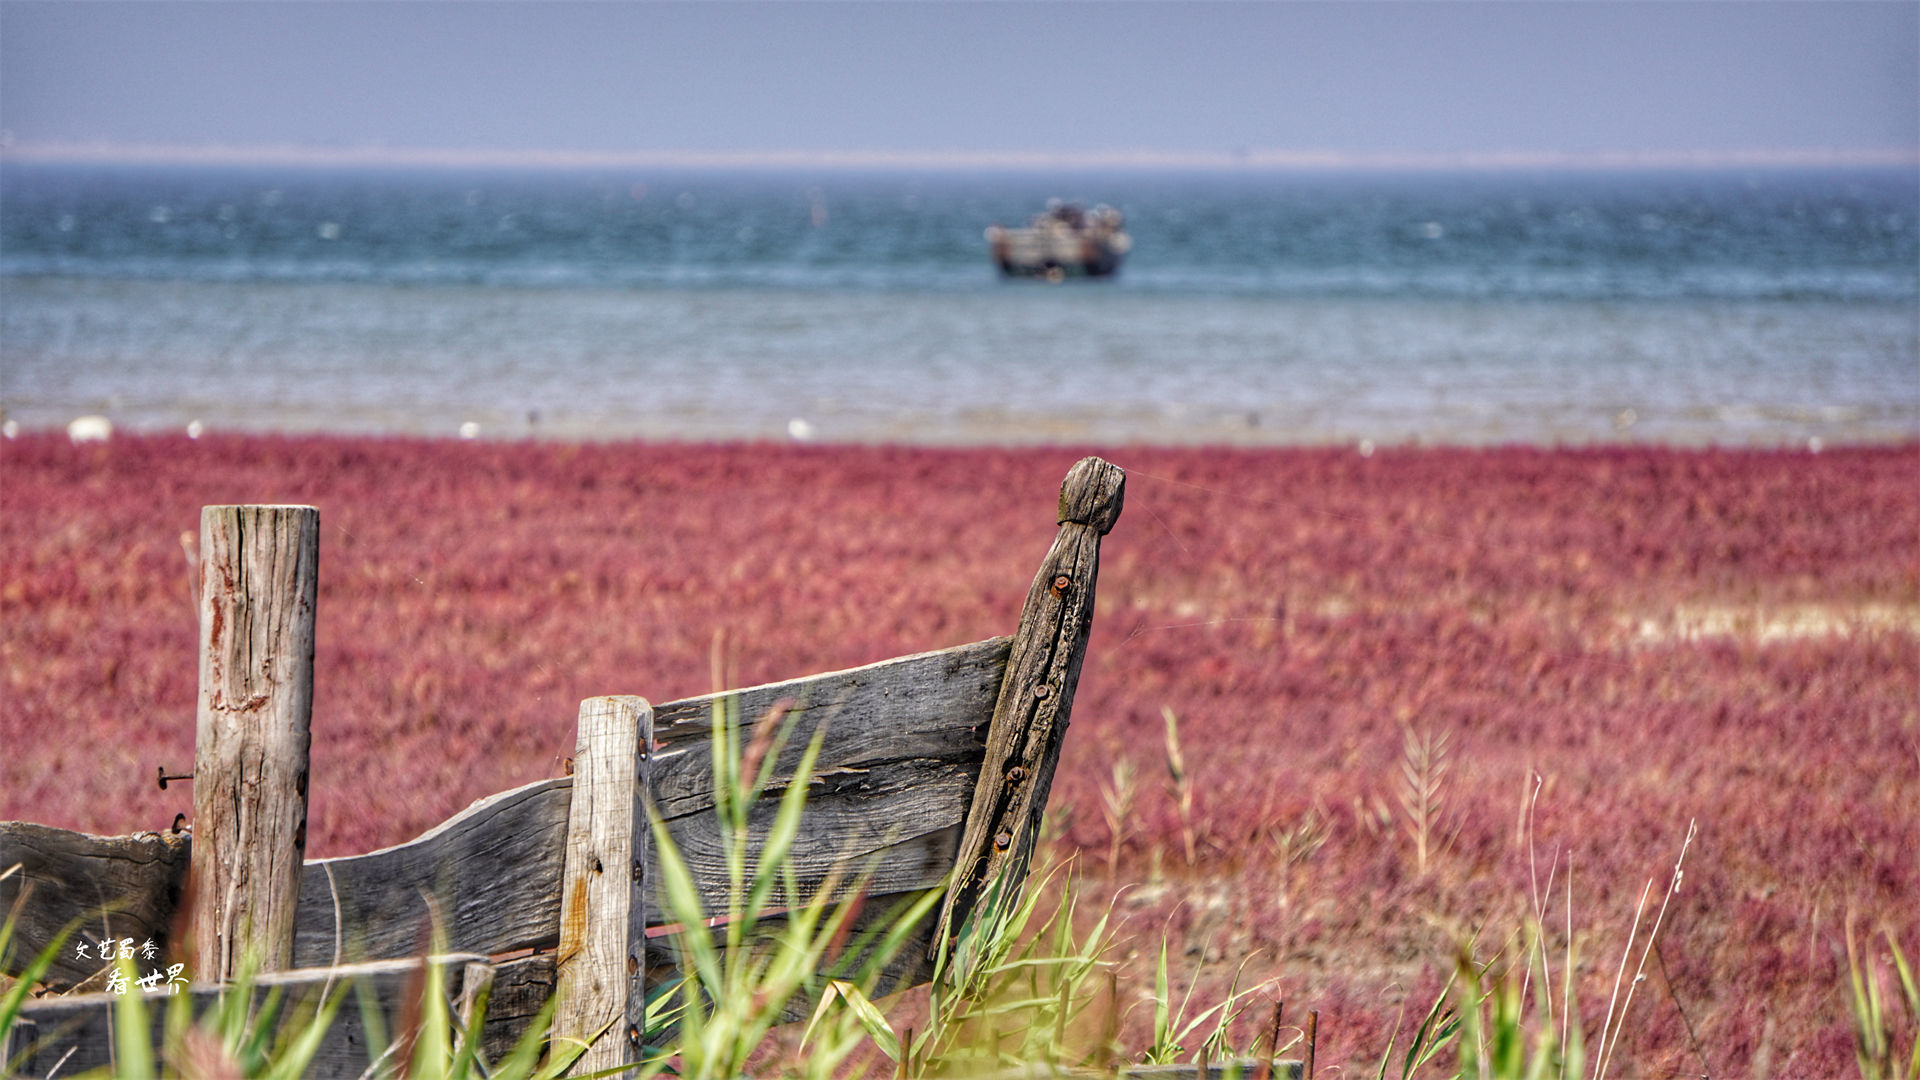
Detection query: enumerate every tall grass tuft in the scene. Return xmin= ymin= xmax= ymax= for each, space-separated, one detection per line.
xmin=1098 ymin=756 xmax=1139 ymax=880
xmin=1161 ymin=707 xmax=1199 ymax=869
xmin=1845 ymin=924 xmax=1920 ymax=1080
xmin=648 ymin=694 xmax=942 ymax=1080
xmin=1396 ymin=725 xmax=1450 ymax=877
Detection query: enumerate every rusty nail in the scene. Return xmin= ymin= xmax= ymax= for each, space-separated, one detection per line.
xmin=632 ymin=860 xmax=645 ymax=884
xmin=1051 ymin=574 xmax=1072 ymax=594
xmin=629 ymin=1024 xmax=643 ymax=1044
xmin=994 ymin=829 xmax=1012 ymax=850
xmin=170 ymin=813 xmax=187 ymax=834
xmin=563 ymin=756 xmax=575 ymax=776
xmin=157 ymin=766 xmax=193 ymax=791
xmin=1033 ymin=682 xmax=1052 ymax=700
xmin=1008 ymin=766 xmax=1027 ymax=783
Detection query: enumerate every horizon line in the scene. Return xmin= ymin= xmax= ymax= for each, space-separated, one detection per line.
xmin=4 ymin=140 xmax=1917 ymax=173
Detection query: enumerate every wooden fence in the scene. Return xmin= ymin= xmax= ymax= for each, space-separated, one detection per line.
xmin=2 ymin=457 xmax=1131 ymax=1077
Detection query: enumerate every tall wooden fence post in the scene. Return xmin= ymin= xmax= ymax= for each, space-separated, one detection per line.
xmin=191 ymin=504 xmax=320 ymax=982
xmin=937 ymin=457 xmax=1124 ymax=950
xmin=555 ymin=695 xmax=655 ymax=1077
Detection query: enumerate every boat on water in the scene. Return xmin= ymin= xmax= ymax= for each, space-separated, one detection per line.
xmin=986 ymin=200 xmax=1131 ymax=280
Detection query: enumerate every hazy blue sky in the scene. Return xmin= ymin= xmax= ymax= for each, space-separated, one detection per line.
xmin=2 ymin=1 xmax=1915 ymax=165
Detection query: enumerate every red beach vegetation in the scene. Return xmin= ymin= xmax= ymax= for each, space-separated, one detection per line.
xmin=2 ymin=434 xmax=1915 ymax=1075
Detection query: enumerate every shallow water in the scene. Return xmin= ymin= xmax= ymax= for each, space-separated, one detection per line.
xmin=3 ymin=166 xmax=1915 ymax=445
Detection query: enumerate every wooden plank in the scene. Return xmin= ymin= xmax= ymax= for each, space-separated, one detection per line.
xmin=649 ymin=637 xmax=1010 ymax=817
xmin=2 ymin=763 xmax=965 ymax=983
xmin=554 ymin=696 xmax=653 ymax=1076
xmin=479 ymin=952 xmax=559 ymax=1063
xmin=4 ymin=953 xmax=488 ymax=1078
xmin=938 ymin=458 xmax=1124 ymax=950
xmin=647 ymin=637 xmax=1008 ymax=913
xmin=192 ymin=504 xmax=321 ymax=980
xmin=292 ymin=777 xmax=573 ymax=966
xmin=0 ymin=824 xmax=191 ymax=988
xmin=301 ymin=636 xmax=1009 ymax=954
xmin=638 ymin=886 xmax=944 ymax=1029
xmin=2 ymin=780 xmax=571 ymax=987
xmin=3 ymin=639 xmax=1013 ymax=982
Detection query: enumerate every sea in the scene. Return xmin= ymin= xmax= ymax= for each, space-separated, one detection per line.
xmin=2 ymin=164 xmax=1916 ymax=447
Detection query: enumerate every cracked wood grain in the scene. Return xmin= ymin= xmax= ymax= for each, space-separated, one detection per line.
xmin=192 ymin=504 xmax=320 ymax=980
xmin=936 ymin=457 xmax=1124 ymax=953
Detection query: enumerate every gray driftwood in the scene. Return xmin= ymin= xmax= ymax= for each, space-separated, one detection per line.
xmin=292 ymin=777 xmax=574 ymax=966
xmin=3 ymin=637 xmax=1012 ymax=986
xmin=938 ymin=457 xmax=1124 ymax=950
xmin=647 ymin=636 xmax=1009 ymax=915
xmin=0 ymin=824 xmax=191 ymax=987
xmin=192 ymin=504 xmax=321 ymax=979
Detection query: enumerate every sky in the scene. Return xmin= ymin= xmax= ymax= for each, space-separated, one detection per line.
xmin=1 ymin=1 xmax=1916 ymax=169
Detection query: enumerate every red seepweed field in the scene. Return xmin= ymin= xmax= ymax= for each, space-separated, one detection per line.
xmin=2 ymin=433 xmax=1915 ymax=1076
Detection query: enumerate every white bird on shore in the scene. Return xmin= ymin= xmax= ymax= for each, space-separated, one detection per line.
xmin=68 ymin=416 xmax=112 ymax=443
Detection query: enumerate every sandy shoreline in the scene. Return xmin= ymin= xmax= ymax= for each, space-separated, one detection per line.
xmin=6 ymin=275 xmax=1916 ymax=450
xmin=7 ymin=411 xmax=1919 ymax=449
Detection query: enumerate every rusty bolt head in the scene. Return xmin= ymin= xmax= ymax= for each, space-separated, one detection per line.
xmin=1051 ymin=574 xmax=1072 ymax=594
xmin=1033 ymin=682 xmax=1053 ymax=700
xmin=1008 ymin=766 xmax=1027 ymax=783
xmin=994 ymin=829 xmax=1013 ymax=850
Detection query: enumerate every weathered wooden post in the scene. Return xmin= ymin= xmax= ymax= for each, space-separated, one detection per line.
xmin=554 ymin=695 xmax=655 ymax=1077
xmin=937 ymin=457 xmax=1125 ymax=949
xmin=190 ymin=504 xmax=320 ymax=982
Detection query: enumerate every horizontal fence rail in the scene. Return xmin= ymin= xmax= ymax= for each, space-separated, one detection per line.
xmin=1 ymin=636 xmax=1014 ymax=986
xmin=3 ymin=953 xmax=492 ymax=1076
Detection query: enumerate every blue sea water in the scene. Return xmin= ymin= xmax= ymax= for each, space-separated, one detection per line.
xmin=2 ymin=164 xmax=1915 ymax=445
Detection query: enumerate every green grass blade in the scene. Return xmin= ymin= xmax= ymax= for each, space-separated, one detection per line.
xmin=744 ymin=725 xmax=828 ymax=920
xmin=1 ymin=918 xmax=77 ymax=1055
xmin=111 ymin=953 xmax=155 ymax=1080
xmin=490 ymin=989 xmax=562 ymax=1079
xmin=407 ymin=957 xmax=452 ymax=1079
xmin=266 ymin=978 xmax=352 ymax=1080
